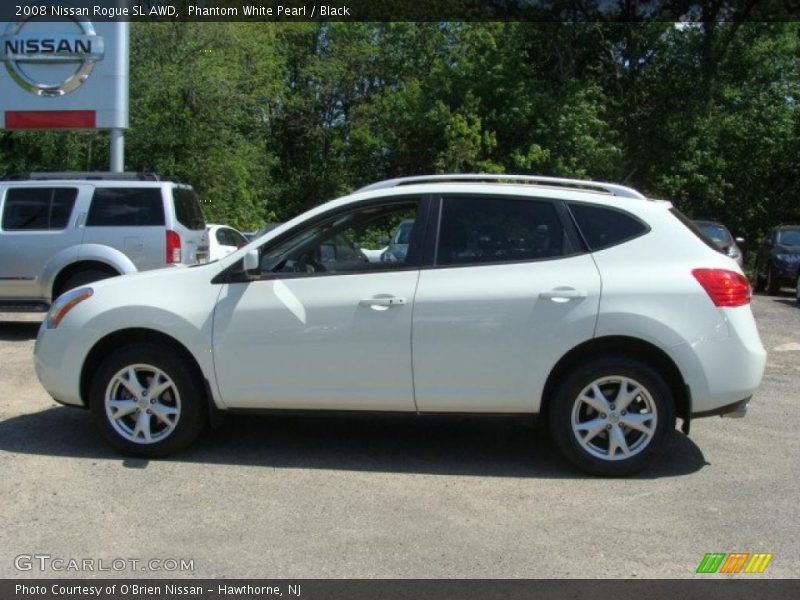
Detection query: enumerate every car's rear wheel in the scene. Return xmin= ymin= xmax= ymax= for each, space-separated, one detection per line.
xmin=89 ymin=343 xmax=206 ymax=457
xmin=765 ymin=263 xmax=780 ymax=295
xmin=795 ymin=275 xmax=800 ymax=304
xmin=549 ymin=356 xmax=675 ymax=476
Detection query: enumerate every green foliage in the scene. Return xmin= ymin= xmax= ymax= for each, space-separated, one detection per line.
xmin=1 ymin=21 xmax=798 ymax=242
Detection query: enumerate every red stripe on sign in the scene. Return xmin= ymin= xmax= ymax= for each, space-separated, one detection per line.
xmin=5 ymin=110 xmax=96 ymax=129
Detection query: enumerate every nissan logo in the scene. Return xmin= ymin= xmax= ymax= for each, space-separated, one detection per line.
xmin=1 ymin=17 xmax=105 ymax=96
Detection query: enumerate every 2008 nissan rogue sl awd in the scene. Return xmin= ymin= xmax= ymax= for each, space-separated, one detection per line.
xmin=33 ymin=174 xmax=766 ymax=475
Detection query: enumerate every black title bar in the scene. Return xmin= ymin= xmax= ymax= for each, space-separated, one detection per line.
xmin=1 ymin=0 xmax=799 ymax=23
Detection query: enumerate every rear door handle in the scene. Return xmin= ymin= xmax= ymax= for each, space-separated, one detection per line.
xmin=359 ymin=296 xmax=407 ymax=308
xmin=539 ymin=289 xmax=587 ymax=301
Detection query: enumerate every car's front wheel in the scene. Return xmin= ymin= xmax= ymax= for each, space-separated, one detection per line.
xmin=89 ymin=343 xmax=207 ymax=457
xmin=549 ymin=356 xmax=675 ymax=476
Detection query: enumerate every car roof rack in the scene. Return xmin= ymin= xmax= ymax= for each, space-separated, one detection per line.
xmin=2 ymin=171 xmax=161 ymax=182
xmin=355 ymin=174 xmax=646 ymax=199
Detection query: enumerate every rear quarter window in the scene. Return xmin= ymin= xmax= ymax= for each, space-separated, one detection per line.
xmin=568 ymin=203 xmax=649 ymax=250
xmin=87 ymin=188 xmax=165 ymax=227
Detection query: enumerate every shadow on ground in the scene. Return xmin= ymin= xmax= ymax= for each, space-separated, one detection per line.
xmin=0 ymin=406 xmax=708 ymax=479
xmin=0 ymin=320 xmax=40 ymax=341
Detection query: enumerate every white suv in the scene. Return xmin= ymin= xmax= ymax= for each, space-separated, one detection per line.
xmin=33 ymin=174 xmax=766 ymax=475
xmin=0 ymin=172 xmax=208 ymax=311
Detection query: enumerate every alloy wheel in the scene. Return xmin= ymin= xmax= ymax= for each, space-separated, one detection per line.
xmin=570 ymin=376 xmax=658 ymax=461
xmin=104 ymin=364 xmax=181 ymax=444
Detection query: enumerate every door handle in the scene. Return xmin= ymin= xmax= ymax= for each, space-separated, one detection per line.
xmin=539 ymin=289 xmax=587 ymax=301
xmin=359 ymin=296 xmax=407 ymax=308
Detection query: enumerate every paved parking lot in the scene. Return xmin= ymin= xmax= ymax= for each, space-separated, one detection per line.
xmin=1 ymin=294 xmax=798 ymax=578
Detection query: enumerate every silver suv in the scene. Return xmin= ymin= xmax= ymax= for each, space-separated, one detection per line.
xmin=0 ymin=172 xmax=208 ymax=310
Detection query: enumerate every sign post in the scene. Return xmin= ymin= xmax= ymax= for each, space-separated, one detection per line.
xmin=0 ymin=15 xmax=129 ymax=171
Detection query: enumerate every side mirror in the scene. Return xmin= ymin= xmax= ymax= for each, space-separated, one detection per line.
xmin=243 ymin=249 xmax=260 ymax=275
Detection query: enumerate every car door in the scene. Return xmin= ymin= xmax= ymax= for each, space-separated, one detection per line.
xmin=0 ymin=184 xmax=85 ymax=301
xmin=212 ymin=197 xmax=429 ymax=410
xmin=412 ymin=194 xmax=601 ymax=413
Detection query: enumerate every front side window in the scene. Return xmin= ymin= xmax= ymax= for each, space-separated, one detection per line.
xmin=258 ymin=201 xmax=420 ymax=276
xmin=87 ymin=188 xmax=165 ymax=227
xmin=436 ymin=196 xmax=568 ymax=266
xmin=1 ymin=188 xmax=78 ymax=231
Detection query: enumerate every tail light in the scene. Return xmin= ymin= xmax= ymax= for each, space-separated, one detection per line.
xmin=166 ymin=229 xmax=182 ymax=264
xmin=692 ymin=268 xmax=751 ymax=307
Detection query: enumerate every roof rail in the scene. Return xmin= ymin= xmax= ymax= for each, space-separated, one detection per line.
xmin=2 ymin=171 xmax=161 ymax=182
xmin=355 ymin=174 xmax=646 ymax=199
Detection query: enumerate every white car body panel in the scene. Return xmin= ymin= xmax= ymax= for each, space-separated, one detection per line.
xmin=212 ymin=271 xmax=419 ymax=411
xmin=412 ymin=255 xmax=601 ymax=413
xmin=35 ymin=264 xmax=224 ymax=407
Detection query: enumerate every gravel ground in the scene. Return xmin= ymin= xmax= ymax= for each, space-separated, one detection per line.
xmin=0 ymin=293 xmax=798 ymax=578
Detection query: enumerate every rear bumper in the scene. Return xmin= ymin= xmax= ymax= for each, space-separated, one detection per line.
xmin=670 ymin=306 xmax=766 ymax=416
xmin=693 ymin=397 xmax=750 ymax=419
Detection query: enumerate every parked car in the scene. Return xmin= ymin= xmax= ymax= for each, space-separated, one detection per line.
xmin=693 ymin=219 xmax=744 ymax=268
xmin=34 ymin=174 xmax=766 ymax=475
xmin=753 ymin=225 xmax=800 ymax=294
xmin=207 ymin=224 xmax=248 ymax=261
xmin=0 ymin=172 xmax=208 ymax=311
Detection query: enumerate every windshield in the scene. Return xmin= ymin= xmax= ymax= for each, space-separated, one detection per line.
xmin=698 ymin=224 xmax=731 ymax=243
xmin=172 ymin=187 xmax=206 ymax=230
xmin=777 ymin=229 xmax=800 ymax=246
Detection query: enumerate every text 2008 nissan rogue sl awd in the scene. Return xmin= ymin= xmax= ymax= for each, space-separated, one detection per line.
xmin=33 ymin=174 xmax=766 ymax=475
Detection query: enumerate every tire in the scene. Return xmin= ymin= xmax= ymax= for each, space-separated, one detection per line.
xmin=548 ymin=355 xmax=675 ymax=476
xmin=56 ymin=269 xmax=115 ymax=299
xmin=89 ymin=343 xmax=207 ymax=457
xmin=753 ymin=269 xmax=765 ymax=292
xmin=795 ymin=276 xmax=800 ymax=304
xmin=765 ymin=264 xmax=781 ymax=295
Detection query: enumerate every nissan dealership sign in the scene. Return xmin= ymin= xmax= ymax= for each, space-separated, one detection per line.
xmin=0 ymin=16 xmax=127 ymax=129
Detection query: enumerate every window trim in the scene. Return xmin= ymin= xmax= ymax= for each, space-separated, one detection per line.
xmin=427 ymin=193 xmax=586 ymax=270
xmin=214 ymin=195 xmax=433 ymax=284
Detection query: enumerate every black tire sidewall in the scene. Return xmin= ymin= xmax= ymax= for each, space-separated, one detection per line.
xmin=89 ymin=343 xmax=206 ymax=457
xmin=549 ymin=356 xmax=675 ymax=476
xmin=58 ymin=269 xmax=114 ymax=298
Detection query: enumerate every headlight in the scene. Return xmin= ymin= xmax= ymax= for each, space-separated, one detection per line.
xmin=45 ymin=287 xmax=93 ymax=329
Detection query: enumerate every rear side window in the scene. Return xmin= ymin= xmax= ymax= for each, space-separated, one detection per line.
xmin=172 ymin=187 xmax=205 ymax=230
xmin=87 ymin=188 xmax=165 ymax=227
xmin=1 ymin=188 xmax=77 ymax=231
xmin=569 ymin=203 xmax=648 ymax=250
xmin=436 ymin=196 xmax=569 ymax=266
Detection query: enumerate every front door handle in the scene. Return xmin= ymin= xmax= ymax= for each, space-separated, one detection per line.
xmin=539 ymin=289 xmax=587 ymax=301
xmin=359 ymin=296 xmax=407 ymax=308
